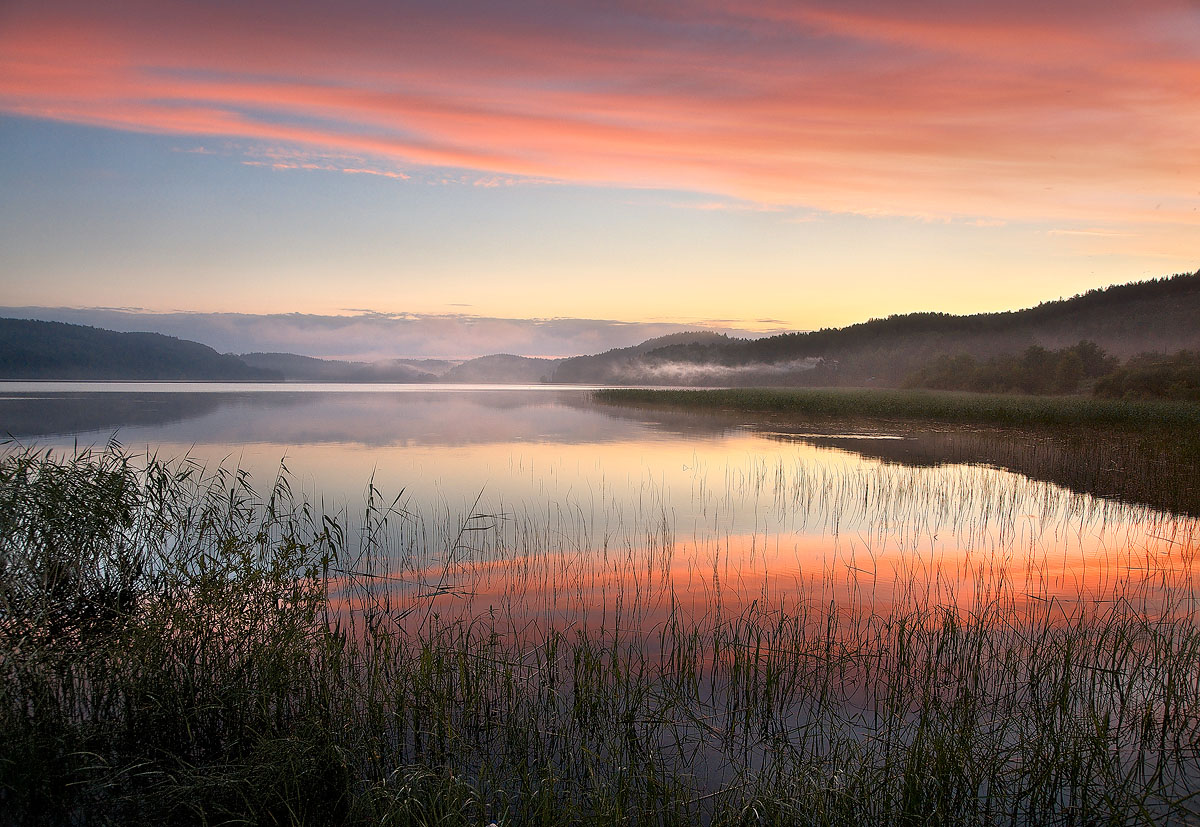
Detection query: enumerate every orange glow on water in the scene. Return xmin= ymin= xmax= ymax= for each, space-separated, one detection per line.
xmin=330 ymin=509 xmax=1199 ymax=649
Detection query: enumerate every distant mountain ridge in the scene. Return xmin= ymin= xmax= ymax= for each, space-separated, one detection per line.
xmin=5 ymin=270 xmax=1197 ymax=386
xmin=0 ymin=319 xmax=559 ymax=383
xmin=553 ymin=270 xmax=1200 ymax=386
xmin=240 ymin=352 xmax=558 ymax=383
xmin=239 ymin=352 xmax=436 ymax=382
xmin=0 ymin=318 xmax=278 ymax=380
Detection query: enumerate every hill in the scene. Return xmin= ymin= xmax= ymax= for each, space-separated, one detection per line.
xmin=441 ymin=354 xmax=561 ymax=384
xmin=551 ymin=331 xmax=736 ymax=384
xmin=242 ymin=353 xmax=558 ymax=383
xmin=239 ymin=352 xmax=436 ymax=382
xmin=556 ymin=271 xmax=1200 ymax=386
xmin=0 ymin=318 xmax=279 ymax=380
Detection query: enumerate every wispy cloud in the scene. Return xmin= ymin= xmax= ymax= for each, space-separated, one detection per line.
xmin=240 ymin=159 xmax=410 ymax=179
xmin=234 ymin=145 xmax=411 ymax=178
xmin=1 ymin=1 xmax=1197 ymax=223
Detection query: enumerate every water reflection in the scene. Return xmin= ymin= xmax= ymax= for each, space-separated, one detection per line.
xmin=3 ymin=383 xmax=1196 ymax=519
xmin=7 ymin=383 xmax=1196 ymax=816
xmin=1 ymin=384 xmax=752 ymax=534
xmin=585 ymin=397 xmax=1200 ymax=517
xmin=350 ymin=453 xmax=1197 ymax=640
xmin=0 ymin=391 xmax=226 ymax=439
xmin=1 ymin=386 xmax=627 ymax=447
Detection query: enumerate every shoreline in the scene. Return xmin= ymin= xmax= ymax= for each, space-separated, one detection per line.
xmin=594 ymin=386 xmax=1200 ymax=430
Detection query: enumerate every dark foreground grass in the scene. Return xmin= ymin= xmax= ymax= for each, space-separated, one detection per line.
xmin=3 ymin=446 xmax=1200 ymax=825
xmin=594 ymin=387 xmax=1200 ymax=431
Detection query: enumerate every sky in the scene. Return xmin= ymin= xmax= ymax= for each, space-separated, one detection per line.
xmin=1 ymin=0 xmax=1197 ymax=358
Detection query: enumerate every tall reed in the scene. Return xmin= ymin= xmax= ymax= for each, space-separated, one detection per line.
xmin=2 ymin=444 xmax=1198 ymax=825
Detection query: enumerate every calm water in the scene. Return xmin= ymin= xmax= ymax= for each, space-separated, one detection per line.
xmin=3 ymin=383 xmax=1197 ymax=627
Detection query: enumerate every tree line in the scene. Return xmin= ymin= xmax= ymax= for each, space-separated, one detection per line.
xmin=632 ymin=270 xmax=1200 ymax=381
xmin=903 ymin=341 xmax=1200 ymax=401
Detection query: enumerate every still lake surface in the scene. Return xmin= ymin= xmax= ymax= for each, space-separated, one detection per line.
xmin=3 ymin=382 xmax=1196 ymax=629
xmin=8 ymin=385 xmax=1199 ymax=818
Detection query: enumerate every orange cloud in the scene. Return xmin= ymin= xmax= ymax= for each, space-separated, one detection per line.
xmin=1 ymin=0 xmax=1197 ymax=224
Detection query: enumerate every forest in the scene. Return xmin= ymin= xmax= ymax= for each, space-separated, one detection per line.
xmin=0 ymin=319 xmax=278 ymax=381
xmin=903 ymin=341 xmax=1200 ymax=400
xmin=554 ymin=270 xmax=1200 ymax=387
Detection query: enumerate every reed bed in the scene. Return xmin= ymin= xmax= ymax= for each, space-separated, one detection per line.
xmin=2 ymin=444 xmax=1199 ymax=825
xmin=594 ymin=387 xmax=1200 ymax=431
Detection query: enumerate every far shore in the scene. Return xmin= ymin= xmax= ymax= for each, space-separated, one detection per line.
xmin=594 ymin=386 xmax=1200 ymax=431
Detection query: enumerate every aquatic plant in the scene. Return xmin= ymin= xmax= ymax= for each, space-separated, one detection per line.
xmin=2 ymin=444 xmax=1198 ymax=825
xmin=594 ymin=386 xmax=1200 ymax=430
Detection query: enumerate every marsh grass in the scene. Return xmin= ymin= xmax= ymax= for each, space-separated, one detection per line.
xmin=594 ymin=387 xmax=1200 ymax=431
xmin=594 ymin=386 xmax=1200 ymax=517
xmin=2 ymin=444 xmax=1199 ymax=825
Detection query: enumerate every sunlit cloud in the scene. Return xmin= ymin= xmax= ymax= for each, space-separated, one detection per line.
xmin=240 ymin=158 xmax=410 ymax=179
xmin=1 ymin=0 xmax=1197 ymax=225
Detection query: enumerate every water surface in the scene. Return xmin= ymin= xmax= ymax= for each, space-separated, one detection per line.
xmin=4 ymin=383 xmax=1195 ymax=632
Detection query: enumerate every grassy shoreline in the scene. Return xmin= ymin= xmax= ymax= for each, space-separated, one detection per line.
xmin=594 ymin=386 xmax=1200 ymax=430
xmin=4 ymin=447 xmax=1200 ymax=825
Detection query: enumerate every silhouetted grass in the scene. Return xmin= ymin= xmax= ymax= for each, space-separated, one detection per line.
xmin=3 ymin=445 xmax=1199 ymax=825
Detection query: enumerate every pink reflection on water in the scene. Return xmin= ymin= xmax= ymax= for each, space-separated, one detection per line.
xmin=330 ymin=515 xmax=1200 ymax=653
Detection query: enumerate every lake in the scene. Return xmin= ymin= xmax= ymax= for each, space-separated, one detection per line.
xmin=4 ymin=383 xmax=1199 ymax=821
xmin=4 ymin=382 xmax=1195 ymax=625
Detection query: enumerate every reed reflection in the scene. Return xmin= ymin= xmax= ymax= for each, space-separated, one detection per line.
xmin=9 ymin=417 xmax=1198 ymax=821
xmin=331 ymin=453 xmax=1200 ymax=648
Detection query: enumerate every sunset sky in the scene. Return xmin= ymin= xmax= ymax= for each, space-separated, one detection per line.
xmin=1 ymin=0 xmax=1197 ymax=357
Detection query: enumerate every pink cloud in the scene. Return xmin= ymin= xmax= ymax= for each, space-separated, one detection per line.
xmin=1 ymin=1 xmax=1197 ymax=223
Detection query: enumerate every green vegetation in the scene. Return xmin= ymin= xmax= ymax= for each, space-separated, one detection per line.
xmin=902 ymin=341 xmax=1117 ymax=395
xmin=901 ymin=341 xmax=1200 ymax=401
xmin=3 ymin=446 xmax=1200 ymax=824
xmin=595 ymin=385 xmax=1200 ymax=517
xmin=1095 ymin=350 xmax=1200 ymax=401
xmin=595 ymin=386 xmax=1200 ymax=430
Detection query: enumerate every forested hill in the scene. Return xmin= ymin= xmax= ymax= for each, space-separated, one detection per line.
xmin=440 ymin=354 xmax=561 ymax=383
xmin=551 ymin=331 xmax=734 ymax=383
xmin=557 ymin=270 xmax=1200 ymax=386
xmin=239 ymin=352 xmax=435 ymax=382
xmin=0 ymin=318 xmax=279 ymax=380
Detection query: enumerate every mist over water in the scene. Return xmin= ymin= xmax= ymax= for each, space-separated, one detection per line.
xmin=4 ymin=383 xmax=1195 ymax=627
xmin=603 ymin=358 xmax=822 ymax=384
